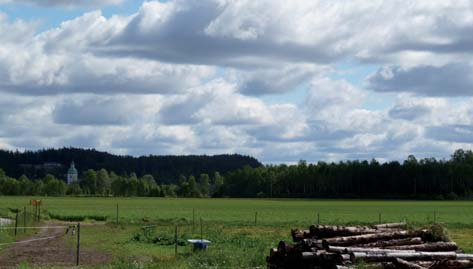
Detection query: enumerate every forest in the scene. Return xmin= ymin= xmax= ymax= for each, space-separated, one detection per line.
xmin=0 ymin=147 xmax=261 ymax=182
xmin=1 ymin=148 xmax=473 ymax=199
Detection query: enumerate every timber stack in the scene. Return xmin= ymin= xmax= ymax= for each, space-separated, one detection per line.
xmin=267 ymin=222 xmax=473 ymax=268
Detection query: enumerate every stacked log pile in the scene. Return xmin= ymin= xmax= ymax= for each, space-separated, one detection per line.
xmin=267 ymin=223 xmax=473 ymax=269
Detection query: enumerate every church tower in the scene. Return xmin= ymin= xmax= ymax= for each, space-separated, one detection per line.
xmin=67 ymin=161 xmax=78 ymax=184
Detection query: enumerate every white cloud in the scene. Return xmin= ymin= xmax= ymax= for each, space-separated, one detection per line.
xmin=92 ymin=0 xmax=473 ymax=68
xmin=367 ymin=63 xmax=473 ymax=96
xmin=1 ymin=1 xmax=473 ymax=163
xmin=0 ymin=0 xmax=123 ymax=8
xmin=230 ymin=64 xmax=325 ymax=95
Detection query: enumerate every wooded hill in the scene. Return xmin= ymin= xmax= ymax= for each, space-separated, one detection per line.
xmin=0 ymin=147 xmax=262 ymax=183
xmin=2 ymin=148 xmax=473 ymax=199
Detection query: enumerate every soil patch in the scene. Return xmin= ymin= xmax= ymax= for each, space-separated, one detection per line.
xmin=0 ymin=222 xmax=111 ymax=268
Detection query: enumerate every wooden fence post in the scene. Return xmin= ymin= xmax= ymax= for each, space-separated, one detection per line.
xmin=175 ymin=225 xmax=178 ymax=256
xmin=14 ymin=211 xmax=18 ymax=236
xmin=192 ymin=208 xmax=195 ymax=234
xmin=23 ymin=206 xmax=26 ymax=233
xmin=254 ymin=212 xmax=258 ymax=225
xmin=200 ymin=217 xmax=203 ymax=242
xmin=317 ymin=213 xmax=320 ymax=225
xmin=116 ymin=204 xmax=119 ymax=224
xmin=76 ymin=223 xmax=81 ymax=266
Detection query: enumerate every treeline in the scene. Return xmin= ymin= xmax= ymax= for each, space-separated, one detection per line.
xmin=223 ymin=149 xmax=473 ymax=199
xmin=0 ymin=147 xmax=261 ymax=183
xmin=0 ymin=167 xmax=224 ymax=198
xmin=3 ymin=149 xmax=473 ymax=199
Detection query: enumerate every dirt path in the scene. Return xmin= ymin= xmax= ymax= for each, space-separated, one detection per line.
xmin=0 ymin=223 xmax=111 ymax=268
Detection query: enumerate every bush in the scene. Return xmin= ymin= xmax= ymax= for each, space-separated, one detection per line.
xmin=131 ymin=227 xmax=188 ymax=246
xmin=445 ymin=192 xmax=459 ymax=200
xmin=256 ymin=192 xmax=266 ymax=198
xmin=48 ymin=213 xmax=107 ymax=222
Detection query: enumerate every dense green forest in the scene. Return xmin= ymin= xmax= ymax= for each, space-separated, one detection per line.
xmin=224 ymin=149 xmax=473 ymax=199
xmin=1 ymin=148 xmax=473 ymax=199
xmin=0 ymin=148 xmax=261 ymax=183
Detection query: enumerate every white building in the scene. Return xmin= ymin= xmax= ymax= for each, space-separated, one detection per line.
xmin=67 ymin=161 xmax=78 ymax=184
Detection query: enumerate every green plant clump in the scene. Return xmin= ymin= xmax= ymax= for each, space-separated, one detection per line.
xmin=132 ymin=227 xmax=188 ymax=246
xmin=48 ymin=213 xmax=107 ymax=222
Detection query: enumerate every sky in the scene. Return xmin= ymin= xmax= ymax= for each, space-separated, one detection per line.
xmin=0 ymin=0 xmax=473 ymax=163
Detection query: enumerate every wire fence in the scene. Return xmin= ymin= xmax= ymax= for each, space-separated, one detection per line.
xmin=0 ymin=207 xmax=81 ymax=266
xmin=3 ymin=205 xmax=470 ymax=227
xmin=1 ymin=202 xmax=473 ymax=267
xmin=2 ymin=205 xmax=469 ymax=226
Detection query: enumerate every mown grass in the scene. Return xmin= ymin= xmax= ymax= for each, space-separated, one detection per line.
xmin=1 ymin=197 xmax=473 ymax=268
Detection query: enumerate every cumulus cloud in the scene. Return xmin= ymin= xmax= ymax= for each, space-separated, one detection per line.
xmin=53 ymin=96 xmax=138 ymax=125
xmin=158 ymin=79 xmax=273 ymax=126
xmin=93 ymin=0 xmax=473 ymax=68
xmin=0 ymin=11 xmax=213 ymax=95
xmin=367 ymin=63 xmax=473 ymax=96
xmin=232 ymin=64 xmax=324 ymax=95
xmin=0 ymin=0 xmax=123 ymax=8
xmin=426 ymin=125 xmax=473 ymax=143
xmin=389 ymin=105 xmax=430 ymax=121
xmin=305 ymin=77 xmax=365 ymax=122
xmin=1 ymin=1 xmax=473 ymax=162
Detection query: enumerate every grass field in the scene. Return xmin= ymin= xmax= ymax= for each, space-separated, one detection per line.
xmin=1 ymin=197 xmax=473 ymax=268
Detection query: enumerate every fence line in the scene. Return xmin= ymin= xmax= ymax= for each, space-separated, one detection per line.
xmin=0 ymin=226 xmax=72 ymax=230
xmin=0 ymin=233 xmax=66 ymax=246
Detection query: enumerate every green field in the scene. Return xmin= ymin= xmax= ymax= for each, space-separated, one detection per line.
xmin=1 ymin=197 xmax=473 ymax=268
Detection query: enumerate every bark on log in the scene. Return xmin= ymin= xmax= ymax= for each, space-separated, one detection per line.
xmin=429 ymin=259 xmax=473 ymax=269
xmin=291 ymin=229 xmax=311 ymax=241
xmin=310 ymin=224 xmax=381 ymax=238
xmin=350 ymin=251 xmax=458 ymax=263
xmin=269 ymin=248 xmax=279 ymax=258
xmin=277 ymin=241 xmax=297 ymax=255
xmin=357 ymin=237 xmax=424 ymax=248
xmin=299 ymin=251 xmax=345 ymax=265
xmin=393 ymin=258 xmax=427 ymax=269
xmin=456 ymin=253 xmax=473 ymax=260
xmin=341 ymin=254 xmax=351 ymax=261
xmin=302 ymin=238 xmax=324 ymax=249
xmin=386 ymin=242 xmax=458 ymax=252
xmin=327 ymin=246 xmax=416 ymax=254
xmin=323 ymin=230 xmax=432 ymax=247
xmin=375 ymin=223 xmax=407 ymax=229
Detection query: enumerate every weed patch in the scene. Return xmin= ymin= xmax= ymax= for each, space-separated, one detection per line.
xmin=48 ymin=213 xmax=107 ymax=222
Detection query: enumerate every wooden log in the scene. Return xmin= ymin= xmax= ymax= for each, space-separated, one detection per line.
xmin=385 ymin=242 xmax=458 ymax=252
xmin=298 ymin=251 xmax=345 ymax=266
xmin=456 ymin=253 xmax=473 ymax=260
xmin=357 ymin=237 xmax=424 ymax=248
xmin=327 ymin=246 xmax=416 ymax=254
xmin=269 ymin=248 xmax=279 ymax=258
xmin=415 ymin=261 xmax=434 ymax=267
xmin=323 ymin=230 xmax=432 ymax=247
xmin=392 ymin=258 xmax=427 ymax=269
xmin=374 ymin=223 xmax=407 ymax=229
xmin=340 ymin=254 xmax=351 ymax=261
xmin=429 ymin=259 xmax=473 ymax=269
xmin=277 ymin=241 xmax=297 ymax=255
xmin=334 ymin=266 xmax=350 ymax=269
xmin=291 ymin=229 xmax=311 ymax=241
xmin=376 ymin=228 xmax=404 ymax=233
xmin=310 ymin=224 xmax=381 ymax=238
xmin=350 ymin=251 xmax=458 ymax=263
xmin=302 ymin=238 xmax=324 ymax=250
